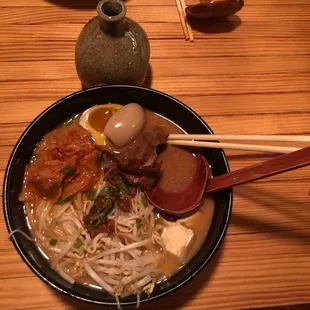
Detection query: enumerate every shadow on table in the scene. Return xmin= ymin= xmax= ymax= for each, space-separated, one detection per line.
xmin=80 ymin=64 xmax=153 ymax=90
xmin=142 ymin=64 xmax=153 ymax=88
xmin=227 ymin=152 xmax=280 ymax=160
xmin=45 ymin=0 xmax=129 ymax=9
xmin=231 ymin=184 xmax=310 ymax=242
xmin=251 ymin=303 xmax=310 ymax=310
xmin=56 ymin=244 xmax=224 ymax=309
xmin=188 ymin=15 xmax=242 ymax=35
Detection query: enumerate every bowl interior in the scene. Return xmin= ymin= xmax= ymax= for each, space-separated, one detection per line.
xmin=3 ymin=85 xmax=232 ymax=306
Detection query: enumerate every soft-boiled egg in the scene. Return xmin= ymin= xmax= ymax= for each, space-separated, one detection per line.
xmin=104 ymin=103 xmax=146 ymax=148
xmin=79 ymin=104 xmax=122 ymax=145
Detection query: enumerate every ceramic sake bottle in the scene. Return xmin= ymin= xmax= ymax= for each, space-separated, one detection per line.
xmin=75 ymin=0 xmax=150 ymax=88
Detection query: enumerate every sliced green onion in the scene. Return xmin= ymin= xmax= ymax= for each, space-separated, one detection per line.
xmin=100 ymin=187 xmax=112 ymax=196
xmin=49 ymin=239 xmax=57 ymax=246
xmin=136 ymin=220 xmax=143 ymax=230
xmin=74 ymin=238 xmax=83 ymax=249
xmin=57 ymin=198 xmax=65 ymax=205
xmin=91 ymin=199 xmax=114 ymax=228
xmin=100 ymin=187 xmax=119 ymax=196
xmin=65 ymin=118 xmax=74 ymax=126
xmin=62 ymin=166 xmax=74 ymax=175
xmin=119 ymin=180 xmax=129 ymax=195
xmin=141 ymin=195 xmax=148 ymax=207
xmin=57 ymin=196 xmax=73 ymax=205
xmin=99 ymin=199 xmax=114 ymax=221
xmin=86 ymin=189 xmax=96 ymax=201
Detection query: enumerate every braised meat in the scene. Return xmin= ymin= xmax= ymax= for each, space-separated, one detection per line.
xmin=84 ymin=195 xmax=115 ymax=237
xmin=120 ymin=173 xmax=158 ymax=190
xmin=117 ymin=196 xmax=132 ymax=213
xmin=115 ymin=125 xmax=168 ymax=175
xmin=103 ymin=156 xmax=158 ymax=190
xmin=100 ymin=125 xmax=168 ymax=189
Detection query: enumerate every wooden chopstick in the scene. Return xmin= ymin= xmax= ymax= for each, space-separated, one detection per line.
xmin=179 ymin=0 xmax=194 ymax=42
xmin=175 ymin=0 xmax=189 ymax=40
xmin=175 ymin=0 xmax=194 ymax=42
xmin=167 ymin=140 xmax=301 ymax=154
xmin=168 ymin=134 xmax=310 ymax=143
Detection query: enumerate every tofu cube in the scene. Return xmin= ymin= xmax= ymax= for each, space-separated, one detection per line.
xmin=162 ymin=223 xmax=195 ymax=262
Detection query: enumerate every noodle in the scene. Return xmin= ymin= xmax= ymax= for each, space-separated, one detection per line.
xmin=88 ymin=238 xmax=152 ymax=261
xmin=55 ymin=266 xmax=75 ymax=285
xmin=136 ymin=293 xmax=140 ymax=308
xmin=22 ymin=180 xmax=163 ymax=302
xmin=83 ymin=262 xmax=114 ymax=293
xmin=17 ymin=109 xmax=216 ymax=308
xmin=115 ymin=295 xmax=122 ymax=310
xmin=52 ymin=230 xmax=81 ymax=267
xmin=8 ymin=228 xmax=33 ymax=242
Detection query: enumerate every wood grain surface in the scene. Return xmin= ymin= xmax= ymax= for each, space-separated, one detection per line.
xmin=0 ymin=0 xmax=310 ymax=309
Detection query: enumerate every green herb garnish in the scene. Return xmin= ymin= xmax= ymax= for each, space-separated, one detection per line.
xmin=86 ymin=189 xmax=96 ymax=201
xmin=62 ymin=166 xmax=74 ymax=175
xmin=99 ymin=199 xmax=114 ymax=221
xmin=100 ymin=187 xmax=119 ymax=196
xmin=57 ymin=198 xmax=65 ymax=205
xmin=119 ymin=180 xmax=129 ymax=195
xmin=57 ymin=196 xmax=73 ymax=205
xmin=49 ymin=239 xmax=57 ymax=246
xmin=65 ymin=118 xmax=74 ymax=126
xmin=141 ymin=195 xmax=148 ymax=207
xmin=74 ymin=238 xmax=83 ymax=249
xmin=100 ymin=187 xmax=111 ymax=196
xmin=136 ymin=220 xmax=143 ymax=230
xmin=90 ymin=199 xmax=114 ymax=228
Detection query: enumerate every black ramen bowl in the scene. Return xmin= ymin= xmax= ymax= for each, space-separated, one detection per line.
xmin=3 ymin=85 xmax=232 ymax=307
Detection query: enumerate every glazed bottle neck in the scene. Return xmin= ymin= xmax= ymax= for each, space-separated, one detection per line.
xmin=97 ymin=0 xmax=126 ymax=34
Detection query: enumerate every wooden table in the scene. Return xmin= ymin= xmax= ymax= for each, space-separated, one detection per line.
xmin=1 ymin=0 xmax=310 ymax=309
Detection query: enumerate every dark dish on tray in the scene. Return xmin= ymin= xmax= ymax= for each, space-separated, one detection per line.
xmin=15 ymin=102 xmax=215 ymax=307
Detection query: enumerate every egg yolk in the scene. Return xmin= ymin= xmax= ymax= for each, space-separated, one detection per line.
xmin=88 ymin=108 xmax=117 ymax=134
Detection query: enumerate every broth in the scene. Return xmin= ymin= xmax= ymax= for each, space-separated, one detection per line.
xmin=144 ymin=112 xmax=214 ymax=277
xmin=20 ymin=105 xmax=214 ymax=300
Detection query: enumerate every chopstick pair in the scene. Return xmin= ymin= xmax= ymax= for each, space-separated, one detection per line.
xmin=167 ymin=134 xmax=310 ymax=154
xmin=175 ymin=0 xmax=194 ymax=42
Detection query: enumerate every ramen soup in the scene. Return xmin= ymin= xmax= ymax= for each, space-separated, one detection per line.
xmin=18 ymin=103 xmax=214 ymax=307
